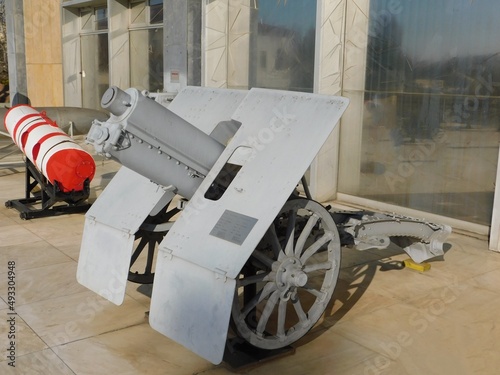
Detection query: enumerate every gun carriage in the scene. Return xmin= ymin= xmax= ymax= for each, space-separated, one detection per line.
xmin=75 ymin=86 xmax=450 ymax=364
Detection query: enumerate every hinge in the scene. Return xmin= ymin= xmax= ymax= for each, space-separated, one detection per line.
xmin=214 ymin=268 xmax=228 ymax=283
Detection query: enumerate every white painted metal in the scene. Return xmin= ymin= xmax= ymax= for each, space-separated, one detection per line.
xmin=156 ymin=89 xmax=349 ymax=278
xmin=489 ymin=147 xmax=500 ymax=251
xmin=231 ymin=198 xmax=341 ymax=350
xmin=77 ymin=166 xmax=175 ymax=305
xmin=149 ymin=255 xmax=236 ymax=364
xmin=150 ymin=88 xmax=349 ymax=364
xmin=77 ymin=86 xmax=250 ymax=306
xmin=24 ymin=127 xmax=66 ymax=161
xmin=166 ymin=86 xmax=248 ymax=136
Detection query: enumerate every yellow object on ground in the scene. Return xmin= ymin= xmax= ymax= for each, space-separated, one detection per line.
xmin=403 ymin=259 xmax=431 ymax=272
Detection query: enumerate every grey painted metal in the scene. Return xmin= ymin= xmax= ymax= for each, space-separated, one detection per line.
xmin=5 ymin=0 xmax=28 ymax=105
xmin=149 ymin=89 xmax=349 ymax=363
xmin=231 ymin=198 xmax=342 ymax=350
xmin=87 ymin=86 xmax=226 ymax=198
xmin=345 ymin=213 xmax=452 ymax=263
xmin=77 ymin=85 xmax=453 ymax=364
xmin=79 ymin=86 xmax=248 ymax=305
xmin=81 ymin=85 xmax=349 ymax=363
xmin=155 ymin=89 xmax=349 ymax=279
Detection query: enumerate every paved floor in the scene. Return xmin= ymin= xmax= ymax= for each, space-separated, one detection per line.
xmin=1 ymin=148 xmax=500 ymax=374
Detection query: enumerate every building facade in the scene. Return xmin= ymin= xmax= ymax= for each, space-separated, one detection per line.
xmin=7 ymin=0 xmax=500 ymax=237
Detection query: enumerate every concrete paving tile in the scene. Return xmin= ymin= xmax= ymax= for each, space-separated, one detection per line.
xmin=0 ymin=240 xmax=72 ymax=271
xmin=0 ymin=261 xmax=87 ymax=306
xmin=55 ymin=323 xmax=211 ymax=375
xmin=0 ymin=349 xmax=74 ymax=374
xmin=0 ymin=309 xmax=48 ymax=361
xmin=17 ymin=291 xmax=148 ymax=347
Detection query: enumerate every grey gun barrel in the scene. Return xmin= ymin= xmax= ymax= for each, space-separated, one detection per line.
xmin=87 ymin=87 xmax=226 ymax=199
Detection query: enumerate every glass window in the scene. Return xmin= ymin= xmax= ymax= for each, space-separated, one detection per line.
xmin=187 ymin=0 xmax=201 ymax=86
xmin=95 ymin=7 xmax=108 ymax=30
xmin=249 ymin=0 xmax=317 ymax=92
xmin=81 ymin=33 xmax=109 ymax=109
xmin=149 ymin=0 xmax=163 ymax=24
xmin=340 ymin=0 xmax=500 ymax=225
xmin=130 ymin=28 xmax=164 ymax=91
xmin=80 ymin=6 xmax=109 ymax=110
xmin=129 ymin=0 xmax=164 ymax=91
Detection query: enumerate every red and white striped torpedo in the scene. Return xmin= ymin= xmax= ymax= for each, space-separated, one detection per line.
xmin=4 ymin=105 xmax=95 ymax=192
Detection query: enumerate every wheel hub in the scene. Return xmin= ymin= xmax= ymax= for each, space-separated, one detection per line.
xmin=275 ymin=257 xmax=308 ymax=299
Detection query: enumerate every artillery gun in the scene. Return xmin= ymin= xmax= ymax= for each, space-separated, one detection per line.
xmin=78 ymin=86 xmax=450 ymax=364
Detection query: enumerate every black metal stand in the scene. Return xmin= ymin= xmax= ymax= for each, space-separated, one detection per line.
xmin=223 ymin=337 xmax=295 ymax=372
xmin=5 ymin=158 xmax=91 ymax=220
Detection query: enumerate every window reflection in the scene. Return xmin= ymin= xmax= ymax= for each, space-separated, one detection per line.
xmin=150 ymin=0 xmax=163 ymax=24
xmin=80 ymin=6 xmax=109 ymax=110
xmin=354 ymin=0 xmax=500 ymax=225
xmin=130 ymin=28 xmax=164 ymax=92
xmin=129 ymin=0 xmax=164 ymax=92
xmin=187 ymin=0 xmax=202 ymax=86
xmin=249 ymin=0 xmax=317 ymax=92
xmin=95 ymin=7 xmax=108 ymax=30
xmin=81 ymin=33 xmax=109 ymax=110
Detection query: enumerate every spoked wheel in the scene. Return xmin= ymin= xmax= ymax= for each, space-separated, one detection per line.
xmin=128 ymin=202 xmax=179 ymax=284
xmin=231 ymin=198 xmax=341 ymax=350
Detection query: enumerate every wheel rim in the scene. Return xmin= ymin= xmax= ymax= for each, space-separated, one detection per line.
xmin=231 ymin=198 xmax=341 ymax=349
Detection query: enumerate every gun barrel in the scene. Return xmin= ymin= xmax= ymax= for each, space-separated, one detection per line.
xmin=87 ymin=87 xmax=226 ymax=199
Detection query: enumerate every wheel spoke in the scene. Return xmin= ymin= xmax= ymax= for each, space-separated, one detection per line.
xmin=128 ymin=201 xmax=173 ymax=284
xmin=303 ymin=284 xmax=327 ymax=301
xmin=265 ymin=225 xmax=282 ymax=259
xmin=251 ymin=249 xmax=275 ymax=269
xmin=300 ymin=231 xmax=333 ymax=263
xmin=303 ymin=261 xmax=333 ymax=273
xmin=231 ymin=198 xmax=341 ymax=350
xmin=237 ymin=271 xmax=271 ymax=287
xmin=294 ymin=213 xmax=319 ymax=257
xmin=256 ymin=289 xmax=281 ymax=335
xmin=145 ymin=240 xmax=156 ymax=275
xmin=276 ymin=298 xmax=288 ymax=338
xmin=291 ymin=291 xmax=309 ymax=326
xmin=283 ymin=210 xmax=296 ymax=258
xmin=241 ymin=282 xmax=277 ymax=317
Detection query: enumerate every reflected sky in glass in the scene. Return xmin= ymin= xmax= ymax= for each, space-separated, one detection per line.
xmin=370 ymin=0 xmax=500 ymax=62
xmin=258 ymin=0 xmax=316 ymax=36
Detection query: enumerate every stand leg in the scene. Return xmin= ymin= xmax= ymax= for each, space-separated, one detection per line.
xmin=5 ymin=159 xmax=91 ymax=219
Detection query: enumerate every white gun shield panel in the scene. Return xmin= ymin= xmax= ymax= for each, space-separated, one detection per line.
xmin=77 ymin=166 xmax=174 ymax=305
xmin=149 ymin=88 xmax=349 ymax=364
xmin=167 ymin=86 xmax=248 ymax=136
xmin=77 ymin=87 xmax=248 ymax=306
